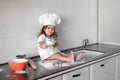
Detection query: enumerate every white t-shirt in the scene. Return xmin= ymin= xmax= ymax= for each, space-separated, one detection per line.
xmin=37 ymin=34 xmax=60 ymax=60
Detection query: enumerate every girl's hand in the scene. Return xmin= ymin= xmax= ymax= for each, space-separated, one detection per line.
xmin=56 ymin=41 xmax=62 ymax=46
xmin=42 ymin=44 xmax=47 ymax=49
xmin=39 ymin=41 xmax=47 ymax=49
xmin=54 ymin=41 xmax=62 ymax=47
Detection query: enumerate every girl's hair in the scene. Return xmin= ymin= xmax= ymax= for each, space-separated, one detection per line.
xmin=37 ymin=25 xmax=58 ymax=39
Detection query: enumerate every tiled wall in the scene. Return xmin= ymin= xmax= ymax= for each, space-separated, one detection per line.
xmin=0 ymin=0 xmax=97 ymax=63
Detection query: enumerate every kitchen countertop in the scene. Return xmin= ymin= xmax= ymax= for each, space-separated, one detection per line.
xmin=1 ymin=43 xmax=120 ymax=80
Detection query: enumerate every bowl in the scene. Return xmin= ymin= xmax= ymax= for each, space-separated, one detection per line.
xmin=8 ymin=59 xmax=28 ymax=71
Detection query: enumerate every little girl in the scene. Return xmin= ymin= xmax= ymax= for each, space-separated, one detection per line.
xmin=37 ymin=13 xmax=83 ymax=62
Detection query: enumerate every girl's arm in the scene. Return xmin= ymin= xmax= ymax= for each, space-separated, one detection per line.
xmin=39 ymin=41 xmax=47 ymax=49
xmin=54 ymin=41 xmax=62 ymax=47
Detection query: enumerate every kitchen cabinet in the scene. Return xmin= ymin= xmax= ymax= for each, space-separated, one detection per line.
xmin=90 ymin=57 xmax=116 ymax=80
xmin=63 ymin=66 xmax=90 ymax=80
xmin=37 ymin=75 xmax=62 ymax=80
xmin=48 ymin=75 xmax=63 ymax=80
xmin=116 ymin=54 xmax=120 ymax=80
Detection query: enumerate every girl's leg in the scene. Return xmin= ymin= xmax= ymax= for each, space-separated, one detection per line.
xmin=55 ymin=51 xmax=84 ymax=61
xmin=59 ymin=51 xmax=84 ymax=61
xmin=47 ymin=52 xmax=74 ymax=62
xmin=59 ymin=52 xmax=71 ymax=57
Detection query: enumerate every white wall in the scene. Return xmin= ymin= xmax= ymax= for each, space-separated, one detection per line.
xmin=0 ymin=0 xmax=97 ymax=64
xmin=99 ymin=0 xmax=120 ymax=45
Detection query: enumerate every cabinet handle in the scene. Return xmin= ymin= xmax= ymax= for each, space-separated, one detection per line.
xmin=101 ymin=64 xmax=105 ymax=67
xmin=72 ymin=73 xmax=81 ymax=78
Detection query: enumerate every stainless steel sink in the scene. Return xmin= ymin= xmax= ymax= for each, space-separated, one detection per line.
xmin=74 ymin=50 xmax=105 ymax=62
xmin=38 ymin=50 xmax=105 ymax=69
xmin=74 ymin=50 xmax=104 ymax=58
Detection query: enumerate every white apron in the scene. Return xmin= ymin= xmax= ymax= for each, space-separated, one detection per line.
xmin=37 ymin=34 xmax=60 ymax=60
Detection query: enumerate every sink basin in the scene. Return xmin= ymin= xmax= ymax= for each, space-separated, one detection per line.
xmin=72 ymin=50 xmax=105 ymax=65
xmin=38 ymin=50 xmax=105 ymax=69
xmin=74 ymin=50 xmax=105 ymax=58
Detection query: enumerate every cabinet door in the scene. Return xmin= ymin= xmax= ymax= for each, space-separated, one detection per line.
xmin=116 ymin=55 xmax=120 ymax=80
xmin=90 ymin=57 xmax=116 ymax=80
xmin=63 ymin=66 xmax=90 ymax=80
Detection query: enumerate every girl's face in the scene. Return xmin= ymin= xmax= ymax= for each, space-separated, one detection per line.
xmin=44 ymin=25 xmax=55 ymax=37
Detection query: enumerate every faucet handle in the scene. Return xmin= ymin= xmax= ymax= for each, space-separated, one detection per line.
xmin=83 ymin=39 xmax=89 ymax=44
xmin=83 ymin=39 xmax=89 ymax=49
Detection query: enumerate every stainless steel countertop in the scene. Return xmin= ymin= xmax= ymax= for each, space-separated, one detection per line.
xmin=1 ymin=43 xmax=120 ymax=80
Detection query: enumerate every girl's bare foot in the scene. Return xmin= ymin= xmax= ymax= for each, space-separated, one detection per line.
xmin=75 ymin=53 xmax=84 ymax=61
xmin=69 ymin=51 xmax=74 ymax=62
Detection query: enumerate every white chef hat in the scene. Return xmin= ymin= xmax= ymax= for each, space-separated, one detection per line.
xmin=39 ymin=13 xmax=61 ymax=26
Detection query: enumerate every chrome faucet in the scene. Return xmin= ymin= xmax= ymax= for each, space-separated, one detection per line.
xmin=83 ymin=39 xmax=89 ymax=49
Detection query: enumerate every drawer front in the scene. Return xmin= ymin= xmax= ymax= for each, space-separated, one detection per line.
xmin=90 ymin=57 xmax=116 ymax=80
xmin=48 ymin=75 xmax=63 ymax=80
xmin=63 ymin=66 xmax=90 ymax=80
